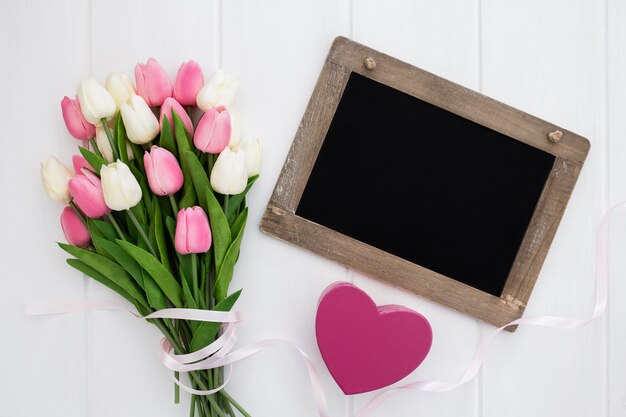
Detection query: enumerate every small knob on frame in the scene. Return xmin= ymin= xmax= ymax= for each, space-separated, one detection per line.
xmin=363 ymin=57 xmax=376 ymax=70
xmin=548 ymin=130 xmax=563 ymax=143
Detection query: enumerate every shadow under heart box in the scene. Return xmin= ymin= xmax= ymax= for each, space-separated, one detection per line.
xmin=261 ymin=36 xmax=590 ymax=331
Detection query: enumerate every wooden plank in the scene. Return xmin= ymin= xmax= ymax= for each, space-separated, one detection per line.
xmin=350 ymin=2 xmax=483 ymax=416
xmin=220 ymin=1 xmax=352 ymax=416
xmin=86 ymin=1 xmax=217 ymax=416
xmin=0 ymin=0 xmax=89 ymax=416
xmin=480 ymin=2 xmax=607 ymax=417
xmin=261 ymin=205 xmax=521 ymax=328
xmin=607 ymin=0 xmax=626 ymax=415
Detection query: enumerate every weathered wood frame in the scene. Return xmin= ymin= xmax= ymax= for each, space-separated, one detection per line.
xmin=260 ymin=36 xmax=590 ymax=330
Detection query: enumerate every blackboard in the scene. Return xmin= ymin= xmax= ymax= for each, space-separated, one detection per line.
xmin=261 ymin=37 xmax=589 ymax=329
xmin=296 ymin=72 xmax=556 ymax=297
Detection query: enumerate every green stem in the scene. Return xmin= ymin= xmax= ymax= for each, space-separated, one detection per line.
xmin=223 ymin=195 xmax=229 ymax=217
xmin=191 ymin=254 xmax=199 ymax=303
xmin=189 ymin=395 xmax=196 ymax=417
xmin=126 ymin=209 xmax=158 ymax=257
xmin=88 ymin=137 xmax=103 ymax=158
xmin=69 ymin=201 xmax=87 ymax=226
xmin=207 ymin=154 xmax=214 ymax=174
xmin=169 ymin=194 xmax=179 ymax=216
xmin=175 ymin=371 xmax=180 ymax=404
xmin=221 ymin=390 xmax=252 ymax=417
xmin=106 ymin=213 xmax=126 ymax=240
xmin=100 ymin=118 xmax=119 ymax=161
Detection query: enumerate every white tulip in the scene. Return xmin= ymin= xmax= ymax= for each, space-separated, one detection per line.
xmin=196 ymin=69 xmax=240 ymax=111
xmin=105 ymin=72 xmax=136 ymax=111
xmin=76 ymin=79 xmax=117 ymax=125
xmin=95 ymin=125 xmax=134 ymax=162
xmin=120 ymin=94 xmax=160 ymax=145
xmin=100 ymin=161 xmax=142 ymax=211
xmin=41 ymin=155 xmax=74 ymax=203
xmin=239 ymin=138 xmax=262 ymax=177
xmin=210 ymin=147 xmax=248 ymax=195
xmin=228 ymin=110 xmax=242 ymax=148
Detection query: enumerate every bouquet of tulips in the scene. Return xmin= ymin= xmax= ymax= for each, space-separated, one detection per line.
xmin=41 ymin=59 xmax=261 ymax=417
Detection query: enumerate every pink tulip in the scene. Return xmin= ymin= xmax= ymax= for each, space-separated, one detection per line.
xmin=68 ymin=169 xmax=110 ymax=218
xmin=134 ymin=58 xmax=172 ymax=106
xmin=143 ymin=146 xmax=184 ymax=196
xmin=173 ymin=60 xmax=204 ymax=106
xmin=61 ymin=206 xmax=91 ymax=247
xmin=61 ymin=96 xmax=96 ymax=140
xmin=72 ymin=155 xmax=93 ymax=173
xmin=193 ymin=106 xmax=231 ymax=154
xmin=160 ymin=97 xmax=194 ymax=135
xmin=175 ymin=206 xmax=212 ymax=254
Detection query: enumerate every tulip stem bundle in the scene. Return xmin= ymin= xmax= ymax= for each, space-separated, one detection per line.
xmin=43 ymin=59 xmax=262 ymax=417
xmin=100 ymin=117 xmax=119 ymax=161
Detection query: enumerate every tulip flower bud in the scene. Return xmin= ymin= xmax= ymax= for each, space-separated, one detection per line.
xmin=174 ymin=60 xmax=204 ymax=106
xmin=160 ymin=97 xmax=194 ymax=135
xmin=121 ymin=95 xmax=160 ymax=145
xmin=174 ymin=206 xmax=212 ymax=254
xmin=61 ymin=96 xmax=96 ymax=140
xmin=61 ymin=206 xmax=91 ymax=247
xmin=105 ymin=72 xmax=136 ymax=111
xmin=76 ymin=79 xmax=117 ymax=125
xmin=100 ymin=161 xmax=142 ymax=211
xmin=144 ymin=146 xmax=184 ymax=196
xmin=229 ymin=110 xmax=241 ymax=148
xmin=95 ymin=125 xmax=134 ymax=163
xmin=196 ymin=69 xmax=240 ymax=111
xmin=239 ymin=138 xmax=262 ymax=177
xmin=68 ymin=169 xmax=111 ymax=218
xmin=72 ymin=155 xmax=93 ymax=174
xmin=193 ymin=106 xmax=231 ymax=154
xmin=134 ymin=58 xmax=172 ymax=107
xmin=41 ymin=155 xmax=74 ymax=203
xmin=210 ymin=147 xmax=247 ymax=195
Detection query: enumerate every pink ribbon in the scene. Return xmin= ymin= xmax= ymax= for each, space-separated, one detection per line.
xmin=27 ymin=202 xmax=622 ymax=417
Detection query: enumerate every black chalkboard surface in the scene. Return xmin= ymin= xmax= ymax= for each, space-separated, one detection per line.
xmin=296 ymin=72 xmax=555 ymax=296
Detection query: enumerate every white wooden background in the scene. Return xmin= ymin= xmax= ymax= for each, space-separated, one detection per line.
xmin=1 ymin=0 xmax=624 ymax=416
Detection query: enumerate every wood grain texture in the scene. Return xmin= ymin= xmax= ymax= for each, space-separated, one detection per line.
xmin=86 ymin=1 xmax=217 ymax=416
xmin=0 ymin=1 xmax=89 ymax=416
xmin=262 ymin=36 xmax=588 ymax=331
xmin=0 ymin=1 xmax=622 ymax=417
xmin=480 ymin=2 xmax=607 ymax=417
xmin=607 ymin=1 xmax=626 ymax=416
xmin=349 ymin=4 xmax=483 ymax=415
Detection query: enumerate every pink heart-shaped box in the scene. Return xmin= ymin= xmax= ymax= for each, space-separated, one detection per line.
xmin=315 ymin=282 xmax=433 ymax=395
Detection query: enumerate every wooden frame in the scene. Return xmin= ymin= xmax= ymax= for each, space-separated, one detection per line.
xmin=260 ymin=36 xmax=590 ymax=331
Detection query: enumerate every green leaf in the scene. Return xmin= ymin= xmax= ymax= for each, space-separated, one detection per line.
xmin=231 ymin=207 xmax=248 ymax=238
xmin=67 ymin=258 xmax=138 ymax=307
xmin=173 ymin=111 xmax=192 ymax=154
xmin=206 ymin=188 xmax=231 ymax=271
xmin=143 ymin=270 xmax=168 ymax=310
xmin=213 ymin=209 xmax=247 ymax=302
xmin=92 ymin=235 xmax=144 ymax=289
xmin=79 ymin=147 xmax=107 ymax=174
xmin=129 ymin=142 xmax=145 ymax=171
xmin=115 ymin=114 xmax=129 ymax=164
xmin=159 ymin=114 xmax=178 ymax=158
xmin=128 ymin=163 xmax=152 ymax=213
xmin=166 ymin=216 xmax=192 ymax=279
xmin=153 ymin=198 xmax=171 ymax=272
xmin=189 ymin=289 xmax=242 ymax=352
xmin=181 ymin=151 xmax=211 ymax=212
xmin=88 ymin=218 xmax=118 ymax=241
xmin=117 ymin=240 xmax=183 ymax=308
xmin=226 ymin=175 xmax=258 ymax=219
xmin=59 ymin=243 xmax=147 ymax=307
xmin=181 ymin=271 xmax=200 ymax=332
